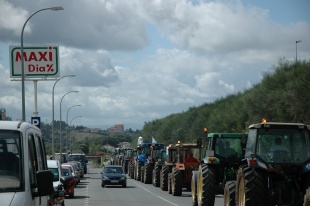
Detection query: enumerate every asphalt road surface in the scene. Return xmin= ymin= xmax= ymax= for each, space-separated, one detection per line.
xmin=64 ymin=165 xmax=224 ymax=206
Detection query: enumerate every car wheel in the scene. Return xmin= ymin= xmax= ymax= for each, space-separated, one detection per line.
xmin=122 ymin=184 xmax=127 ymax=188
xmin=101 ymin=181 xmax=105 ymax=188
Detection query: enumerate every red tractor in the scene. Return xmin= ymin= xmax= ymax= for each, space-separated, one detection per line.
xmin=168 ymin=141 xmax=202 ymax=196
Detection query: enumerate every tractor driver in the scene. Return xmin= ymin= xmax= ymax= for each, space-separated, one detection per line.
xmin=224 ymin=141 xmax=237 ymax=157
xmin=186 ymin=152 xmax=198 ymax=162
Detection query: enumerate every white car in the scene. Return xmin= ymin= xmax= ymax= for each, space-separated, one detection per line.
xmin=47 ymin=160 xmax=65 ymax=206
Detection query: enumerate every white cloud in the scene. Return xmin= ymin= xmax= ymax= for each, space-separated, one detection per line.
xmin=0 ymin=0 xmax=309 ymax=129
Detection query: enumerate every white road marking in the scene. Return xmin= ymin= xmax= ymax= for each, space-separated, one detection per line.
xmin=84 ymin=185 xmax=89 ymax=206
xmin=129 ymin=179 xmax=179 ymax=206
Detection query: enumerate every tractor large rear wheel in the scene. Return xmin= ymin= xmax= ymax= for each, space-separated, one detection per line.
xmin=191 ymin=171 xmax=198 ymax=206
xmin=303 ymin=187 xmax=310 ymax=206
xmin=235 ymin=165 xmax=267 ymax=206
xmin=197 ymin=164 xmax=216 ymax=206
xmin=224 ymin=181 xmax=236 ymax=206
xmin=144 ymin=163 xmax=153 ymax=184
xmin=153 ymin=164 xmax=161 ymax=187
xmin=172 ymin=167 xmax=183 ymax=196
xmin=160 ymin=165 xmax=169 ymax=191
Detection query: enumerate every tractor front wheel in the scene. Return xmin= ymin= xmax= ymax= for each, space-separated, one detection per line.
xmin=153 ymin=164 xmax=161 ymax=187
xmin=160 ymin=165 xmax=169 ymax=191
xmin=197 ymin=164 xmax=216 ymax=206
xmin=172 ymin=167 xmax=183 ymax=196
xmin=168 ymin=173 xmax=172 ymax=194
xmin=144 ymin=163 xmax=153 ymax=184
xmin=224 ymin=181 xmax=236 ymax=206
xmin=303 ymin=187 xmax=310 ymax=206
xmin=191 ymin=171 xmax=198 ymax=206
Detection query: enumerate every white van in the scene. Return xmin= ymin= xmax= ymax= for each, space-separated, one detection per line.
xmin=0 ymin=121 xmax=53 ymax=206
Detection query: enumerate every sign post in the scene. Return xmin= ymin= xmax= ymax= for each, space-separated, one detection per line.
xmin=10 ymin=45 xmax=60 ymax=120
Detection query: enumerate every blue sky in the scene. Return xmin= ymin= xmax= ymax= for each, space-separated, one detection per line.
xmin=0 ymin=0 xmax=309 ymax=130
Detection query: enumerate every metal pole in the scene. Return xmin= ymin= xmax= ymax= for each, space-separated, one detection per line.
xmin=52 ymin=75 xmax=75 ymax=159
xmin=21 ymin=6 xmax=64 ymax=122
xmin=70 ymin=116 xmax=82 ymax=152
xmin=66 ymin=105 xmax=81 ymax=150
xmin=60 ymin=91 xmax=78 ymax=163
xmin=296 ymin=40 xmax=302 ymax=62
xmin=33 ymin=80 xmax=38 ymax=117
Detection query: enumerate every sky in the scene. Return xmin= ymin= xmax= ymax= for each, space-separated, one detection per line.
xmin=0 ymin=0 xmax=309 ymax=130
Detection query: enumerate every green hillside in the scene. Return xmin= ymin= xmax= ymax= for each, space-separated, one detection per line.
xmin=139 ymin=59 xmax=310 ymax=145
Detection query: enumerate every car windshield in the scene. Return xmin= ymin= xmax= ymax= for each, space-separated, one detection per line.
xmin=61 ymin=169 xmax=70 ymax=176
xmin=104 ymin=167 xmax=123 ymax=174
xmin=255 ymin=128 xmax=310 ymax=163
xmin=0 ymin=131 xmax=22 ymax=191
xmin=48 ymin=168 xmax=59 ymax=182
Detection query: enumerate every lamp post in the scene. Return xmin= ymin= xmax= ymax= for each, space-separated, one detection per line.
xmin=52 ymin=75 xmax=76 ymax=159
xmin=66 ymin=105 xmax=81 ymax=150
xmin=60 ymin=91 xmax=79 ymax=163
xmin=70 ymin=116 xmax=82 ymax=151
xmin=296 ymin=40 xmax=302 ymax=62
xmin=21 ymin=6 xmax=64 ymax=122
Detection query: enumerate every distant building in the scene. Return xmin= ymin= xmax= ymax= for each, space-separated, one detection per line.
xmin=107 ymin=124 xmax=124 ymax=134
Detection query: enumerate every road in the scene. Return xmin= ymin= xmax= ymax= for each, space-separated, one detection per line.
xmin=64 ymin=165 xmax=224 ymax=206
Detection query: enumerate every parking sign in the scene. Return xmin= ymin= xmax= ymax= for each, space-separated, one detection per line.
xmin=31 ymin=117 xmax=41 ymax=128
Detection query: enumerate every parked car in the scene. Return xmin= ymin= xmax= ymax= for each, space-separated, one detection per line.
xmin=61 ymin=166 xmax=76 ymax=198
xmin=62 ymin=163 xmax=80 ymax=184
xmin=68 ymin=161 xmax=84 ymax=178
xmin=0 ymin=121 xmax=54 ymax=206
xmin=47 ymin=160 xmax=65 ymax=206
xmin=101 ymin=165 xmax=127 ymax=188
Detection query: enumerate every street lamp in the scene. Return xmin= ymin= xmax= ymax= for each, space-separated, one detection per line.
xmin=70 ymin=116 xmax=82 ymax=151
xmin=21 ymin=6 xmax=64 ymax=122
xmin=60 ymin=91 xmax=79 ymax=163
xmin=52 ymin=75 xmax=76 ymax=159
xmin=296 ymin=40 xmax=302 ymax=62
xmin=66 ymin=104 xmax=81 ymax=150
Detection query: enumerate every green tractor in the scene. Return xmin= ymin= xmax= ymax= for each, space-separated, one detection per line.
xmin=141 ymin=143 xmax=165 ymax=184
xmin=152 ymin=147 xmax=167 ymax=187
xmin=226 ymin=121 xmax=310 ymax=206
xmin=160 ymin=144 xmax=177 ymax=191
xmin=192 ymin=131 xmax=247 ymax=206
xmin=121 ymin=147 xmax=134 ymax=174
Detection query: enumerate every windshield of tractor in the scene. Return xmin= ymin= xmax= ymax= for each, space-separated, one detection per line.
xmin=142 ymin=147 xmax=151 ymax=156
xmin=215 ymin=138 xmax=242 ymax=158
xmin=253 ymin=128 xmax=310 ymax=163
xmin=152 ymin=149 xmax=162 ymax=161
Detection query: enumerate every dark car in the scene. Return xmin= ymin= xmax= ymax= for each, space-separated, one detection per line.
xmin=101 ymin=166 xmax=127 ymax=188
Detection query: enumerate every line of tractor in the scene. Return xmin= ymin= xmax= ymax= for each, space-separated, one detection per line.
xmin=110 ymin=120 xmax=310 ymax=206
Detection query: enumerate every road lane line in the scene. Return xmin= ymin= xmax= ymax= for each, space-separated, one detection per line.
xmin=84 ymin=185 xmax=89 ymax=206
xmin=129 ymin=179 xmax=179 ymax=206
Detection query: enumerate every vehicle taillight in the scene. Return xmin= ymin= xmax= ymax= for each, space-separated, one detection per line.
xmin=208 ymin=157 xmax=216 ymax=162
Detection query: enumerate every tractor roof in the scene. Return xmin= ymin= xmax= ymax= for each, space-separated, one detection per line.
xmin=249 ymin=122 xmax=310 ymax=130
xmin=207 ymin=133 xmax=246 ymax=139
xmin=140 ymin=143 xmax=165 ymax=148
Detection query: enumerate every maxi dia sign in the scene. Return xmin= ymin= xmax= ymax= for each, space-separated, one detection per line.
xmin=10 ymin=45 xmax=60 ymax=78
